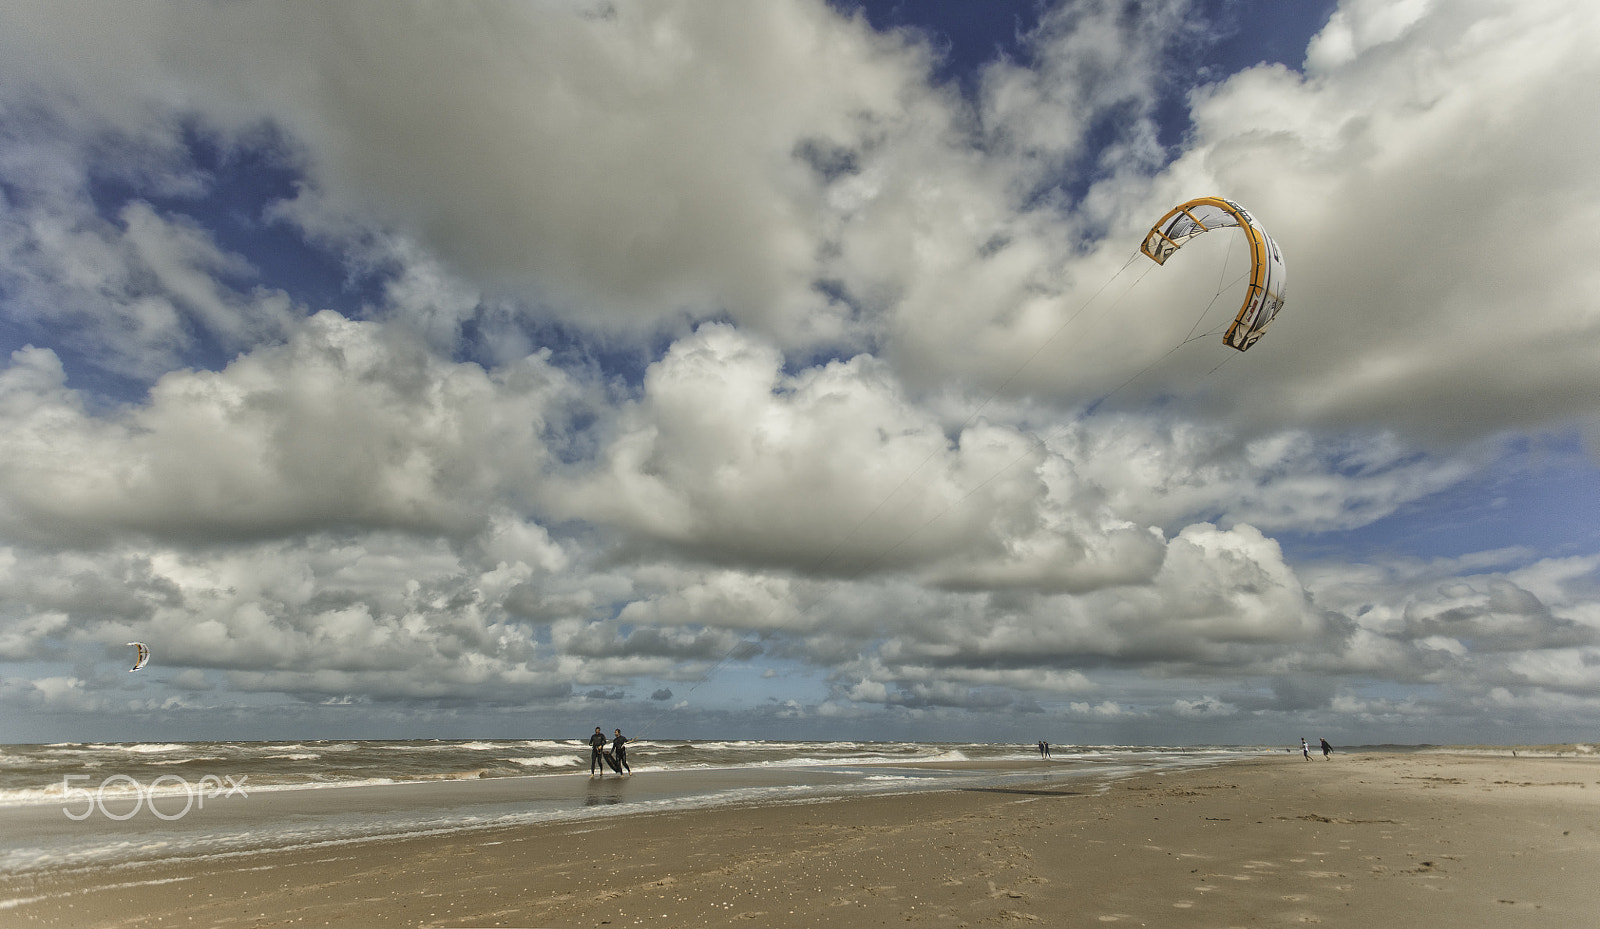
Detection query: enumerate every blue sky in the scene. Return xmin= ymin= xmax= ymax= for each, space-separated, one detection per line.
xmin=2 ymin=0 xmax=1598 ymax=747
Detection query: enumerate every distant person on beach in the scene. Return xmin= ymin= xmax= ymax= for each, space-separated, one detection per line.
xmin=1321 ymin=738 xmax=1332 ymax=759
xmin=589 ymin=727 xmax=609 ymax=776
xmin=1301 ymin=738 xmax=1310 ymax=760
xmin=1038 ymin=740 xmax=1046 ymax=758
xmin=1043 ymin=741 xmax=1050 ymax=758
xmin=612 ymin=729 xmax=631 ymax=774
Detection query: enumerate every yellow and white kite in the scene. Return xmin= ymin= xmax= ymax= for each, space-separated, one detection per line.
xmin=1140 ymin=196 xmax=1287 ymax=351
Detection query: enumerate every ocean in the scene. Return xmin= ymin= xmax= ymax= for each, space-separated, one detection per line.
xmin=0 ymin=739 xmax=1267 ymax=877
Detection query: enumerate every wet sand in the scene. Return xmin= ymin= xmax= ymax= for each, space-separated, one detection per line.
xmin=4 ymin=751 xmax=1598 ymax=927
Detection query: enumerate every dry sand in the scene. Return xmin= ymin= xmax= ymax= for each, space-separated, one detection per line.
xmin=5 ymin=751 xmax=1598 ymax=927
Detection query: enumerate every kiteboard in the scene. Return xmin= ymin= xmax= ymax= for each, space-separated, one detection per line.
xmin=601 ymin=750 xmax=623 ymax=775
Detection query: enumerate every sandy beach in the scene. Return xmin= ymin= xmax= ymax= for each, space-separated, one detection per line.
xmin=4 ymin=751 xmax=1598 ymax=927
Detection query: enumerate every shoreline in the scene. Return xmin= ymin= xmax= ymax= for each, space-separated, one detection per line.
xmin=5 ymin=751 xmax=1599 ymax=927
xmin=3 ymin=751 xmax=1248 ymax=878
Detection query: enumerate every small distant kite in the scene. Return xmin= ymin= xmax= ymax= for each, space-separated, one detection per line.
xmin=1139 ymin=196 xmax=1287 ymax=351
xmin=128 ymin=642 xmax=150 ymax=672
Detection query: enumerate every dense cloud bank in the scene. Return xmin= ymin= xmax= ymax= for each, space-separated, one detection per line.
xmin=1 ymin=0 xmax=1597 ymax=743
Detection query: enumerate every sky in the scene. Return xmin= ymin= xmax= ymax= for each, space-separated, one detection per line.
xmin=1 ymin=0 xmax=1598 ymax=747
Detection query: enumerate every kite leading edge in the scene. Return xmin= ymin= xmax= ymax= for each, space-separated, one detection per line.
xmin=1139 ymin=196 xmax=1287 ymax=351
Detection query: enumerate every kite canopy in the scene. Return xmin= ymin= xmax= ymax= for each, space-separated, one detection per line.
xmin=1139 ymin=196 xmax=1287 ymax=351
xmin=128 ymin=642 xmax=150 ymax=672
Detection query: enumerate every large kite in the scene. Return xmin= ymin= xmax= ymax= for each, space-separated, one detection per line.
xmin=128 ymin=642 xmax=150 ymax=672
xmin=1139 ymin=196 xmax=1287 ymax=351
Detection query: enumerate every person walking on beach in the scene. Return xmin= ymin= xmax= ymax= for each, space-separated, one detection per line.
xmin=1301 ymin=737 xmax=1310 ymax=760
xmin=1320 ymin=738 xmax=1332 ymax=759
xmin=612 ymin=729 xmax=631 ymax=774
xmin=589 ymin=726 xmax=609 ymax=776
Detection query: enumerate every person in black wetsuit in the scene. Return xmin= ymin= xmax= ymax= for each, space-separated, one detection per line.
xmin=589 ymin=727 xmax=609 ymax=776
xmin=1320 ymin=738 xmax=1333 ymax=759
xmin=612 ymin=729 xmax=631 ymax=774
